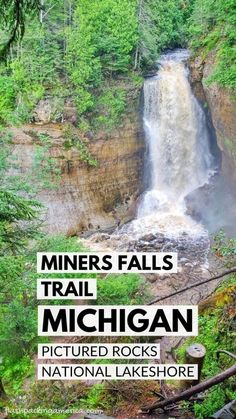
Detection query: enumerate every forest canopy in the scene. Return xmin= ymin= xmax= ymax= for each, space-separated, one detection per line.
xmin=0 ymin=0 xmax=234 ymax=128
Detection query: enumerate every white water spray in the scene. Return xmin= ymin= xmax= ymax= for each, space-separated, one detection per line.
xmin=86 ymin=51 xmax=217 ymax=270
xmin=123 ymin=50 xmax=215 ymax=239
xmin=138 ymin=50 xmax=213 ymax=219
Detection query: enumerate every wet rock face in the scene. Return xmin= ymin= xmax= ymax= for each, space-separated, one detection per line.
xmin=86 ymin=226 xmax=209 ymax=270
xmin=11 ymin=119 xmax=145 ymax=235
xmin=127 ymin=232 xmax=209 ymax=268
xmin=203 ymin=58 xmax=236 ymax=179
xmin=190 ymin=53 xmax=236 ymax=180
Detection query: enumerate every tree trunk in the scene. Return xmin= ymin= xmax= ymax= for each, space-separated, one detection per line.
xmin=183 ymin=343 xmax=206 ymax=387
xmin=141 ymin=364 xmax=236 ymax=413
xmin=148 ymin=267 xmax=236 ymax=305
xmin=39 ymin=0 xmax=44 ymax=24
xmin=0 ymin=379 xmax=7 ymax=400
xmin=134 ymin=0 xmax=144 ymax=70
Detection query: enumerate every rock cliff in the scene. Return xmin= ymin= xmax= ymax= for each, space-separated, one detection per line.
xmin=190 ymin=53 xmax=236 ymax=179
xmin=11 ymin=116 xmax=145 ymax=236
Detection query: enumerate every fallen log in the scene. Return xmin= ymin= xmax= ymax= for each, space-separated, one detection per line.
xmin=141 ymin=364 xmax=236 ymax=413
xmin=148 ymin=267 xmax=236 ymax=305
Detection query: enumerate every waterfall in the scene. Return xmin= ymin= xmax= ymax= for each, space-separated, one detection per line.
xmin=88 ymin=50 xmax=217 ymax=264
xmin=138 ymin=50 xmax=214 ymax=219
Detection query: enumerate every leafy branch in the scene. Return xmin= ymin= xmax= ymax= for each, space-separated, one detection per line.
xmin=0 ymin=0 xmax=41 ymax=60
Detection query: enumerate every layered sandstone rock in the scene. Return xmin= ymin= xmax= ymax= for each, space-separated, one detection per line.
xmin=11 ymin=118 xmax=145 ymax=236
xmin=190 ymin=53 xmax=236 ymax=179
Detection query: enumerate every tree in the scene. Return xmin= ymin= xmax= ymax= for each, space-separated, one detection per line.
xmin=188 ymin=0 xmax=236 ymax=89
xmin=136 ymin=0 xmax=190 ymax=70
xmin=0 ymin=0 xmax=41 ymax=59
xmin=0 ymin=129 xmax=41 ymax=398
xmin=65 ymin=0 xmax=138 ymax=121
xmin=0 ymin=131 xmax=41 ymax=255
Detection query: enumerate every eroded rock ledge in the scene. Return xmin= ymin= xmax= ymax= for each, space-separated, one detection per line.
xmin=190 ymin=52 xmax=236 ymax=179
xmin=11 ymin=117 xmax=145 ymax=236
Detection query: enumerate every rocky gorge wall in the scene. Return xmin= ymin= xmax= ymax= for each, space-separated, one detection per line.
xmin=11 ymin=114 xmax=145 ymax=236
xmin=190 ymin=53 xmax=236 ymax=180
xmin=10 ymin=54 xmax=236 ymax=238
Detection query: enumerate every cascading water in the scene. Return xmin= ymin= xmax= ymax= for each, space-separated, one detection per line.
xmin=139 ymin=50 xmax=213 ymax=219
xmin=84 ymin=49 xmax=223 ymax=308
xmin=125 ymin=49 xmax=215 ymax=239
xmin=86 ymin=49 xmax=218 ymax=267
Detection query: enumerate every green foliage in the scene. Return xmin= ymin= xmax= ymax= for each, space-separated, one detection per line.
xmin=34 ymin=234 xmax=85 ymax=254
xmin=0 ymin=1 xmax=65 ymax=124
xmin=0 ymin=254 xmax=38 ymax=394
xmin=0 ymin=0 xmax=139 ymax=129
xmin=0 ymin=190 xmax=40 ymax=254
xmin=1 ymin=0 xmax=234 ymax=128
xmin=63 ymin=124 xmax=97 ymax=166
xmin=1 ymin=356 xmax=33 ymax=395
xmin=0 ymin=69 xmax=16 ymax=123
xmin=213 ymin=230 xmax=236 ymax=258
xmin=0 ymin=125 xmax=68 ymax=361
xmin=0 ymin=251 xmax=37 ymax=375
xmin=67 ymin=0 xmax=137 ymax=78
xmin=0 ymin=231 xmax=151 ymax=401
xmin=0 ymin=129 xmax=42 ymax=397
xmin=137 ymin=0 xmax=191 ymax=69
xmin=178 ymin=278 xmax=236 ymax=418
xmin=0 ymin=235 xmax=87 ymax=397
xmin=0 ymin=256 xmax=25 ymax=299
xmin=80 ymin=383 xmax=107 ymax=410
xmin=30 ymin=132 xmax=62 ymax=190
xmin=188 ymin=0 xmax=236 ymax=89
xmin=193 ymin=386 xmax=227 ymax=419
xmin=66 ymin=0 xmax=137 ymax=125
xmin=97 ymin=273 xmax=150 ymax=305
xmin=12 ymin=380 xmax=88 ymax=418
xmin=0 ymin=0 xmax=40 ymax=59
xmin=94 ymin=87 xmax=126 ymax=130
xmin=0 ymin=130 xmax=41 ymax=255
